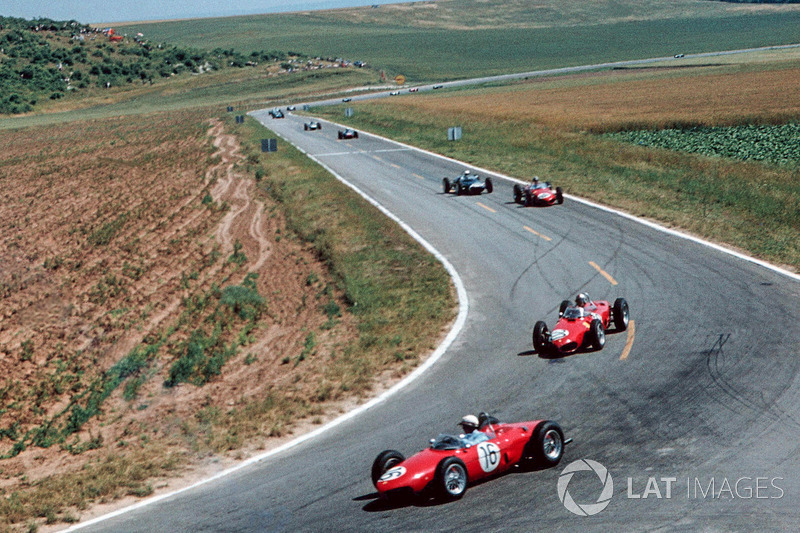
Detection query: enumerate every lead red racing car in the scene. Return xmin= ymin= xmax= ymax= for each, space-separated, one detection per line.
xmin=371 ymin=413 xmax=569 ymax=501
xmin=513 ymin=177 xmax=563 ymax=207
xmin=533 ymin=293 xmax=629 ymax=356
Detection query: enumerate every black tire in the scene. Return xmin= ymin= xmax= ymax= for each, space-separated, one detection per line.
xmin=443 ymin=178 xmax=451 ymax=193
xmin=525 ymin=421 xmax=565 ymax=467
xmin=556 ymin=186 xmax=564 ymax=204
xmin=558 ymin=299 xmax=571 ymax=317
xmin=524 ymin=191 xmax=533 ymax=207
xmin=513 ymin=184 xmax=522 ymax=204
xmin=532 ymin=320 xmax=550 ymax=354
xmin=589 ymin=318 xmax=605 ymax=350
xmin=434 ymin=457 xmax=468 ymax=500
xmin=456 ymin=184 xmax=463 ymax=195
xmin=613 ymin=298 xmax=629 ymax=331
xmin=338 ymin=132 xmax=343 ymax=139
xmin=304 ymin=124 xmax=308 ymax=131
xmin=484 ymin=177 xmax=493 ymax=194
xmin=318 ymin=124 xmax=322 ymax=130
xmin=353 ymin=132 xmax=359 ymax=138
xmin=371 ymin=449 xmax=405 ymax=487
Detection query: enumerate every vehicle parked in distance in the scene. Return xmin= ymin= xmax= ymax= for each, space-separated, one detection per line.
xmin=304 ymin=121 xmax=322 ymax=131
xmin=443 ymin=170 xmax=493 ymax=195
xmin=513 ymin=177 xmax=563 ymax=206
xmin=533 ymin=294 xmax=629 ymax=356
xmin=372 ymin=413 xmax=568 ymax=501
xmin=338 ymin=128 xmax=359 ymax=139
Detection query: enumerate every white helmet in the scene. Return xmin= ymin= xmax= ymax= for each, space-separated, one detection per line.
xmin=463 ymin=169 xmax=471 ymax=175
xmin=460 ymin=414 xmax=479 ymax=431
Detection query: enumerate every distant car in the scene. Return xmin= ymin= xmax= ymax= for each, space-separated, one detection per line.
xmin=372 ymin=412 xmax=568 ymax=501
xmin=433 ymin=84 xmax=443 ymax=89
xmin=269 ymin=108 xmax=284 ymax=119
xmin=533 ymin=294 xmax=629 ymax=356
xmin=338 ymin=128 xmax=359 ymax=139
xmin=287 ymin=105 xmax=297 ymax=111
xmin=443 ymin=170 xmax=493 ymax=195
xmin=513 ymin=178 xmax=563 ymax=207
xmin=304 ymin=121 xmax=322 ymax=131
xmin=342 ymin=97 xmax=352 ymax=102
xmin=389 ymin=91 xmax=400 ymax=96
xmin=674 ymin=53 xmax=685 ymax=58
xmin=409 ymin=87 xmax=419 ymax=93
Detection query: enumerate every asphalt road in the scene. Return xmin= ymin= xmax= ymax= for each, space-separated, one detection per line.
xmin=80 ymin=109 xmax=800 ymax=531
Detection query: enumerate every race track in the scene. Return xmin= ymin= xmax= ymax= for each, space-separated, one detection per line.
xmin=80 ymin=110 xmax=800 ymax=531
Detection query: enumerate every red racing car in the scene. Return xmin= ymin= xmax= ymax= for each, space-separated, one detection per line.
xmin=513 ymin=178 xmax=563 ymax=207
xmin=371 ymin=413 xmax=568 ymax=501
xmin=533 ymin=293 xmax=629 ymax=356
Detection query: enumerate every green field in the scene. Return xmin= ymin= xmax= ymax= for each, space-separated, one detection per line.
xmin=120 ymin=3 xmax=800 ymax=82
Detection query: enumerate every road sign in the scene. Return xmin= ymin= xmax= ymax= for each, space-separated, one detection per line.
xmin=261 ymin=139 xmax=277 ymax=152
xmin=345 ymin=107 xmax=354 ymax=117
xmin=395 ymin=74 xmax=405 ymax=85
xmin=448 ymin=127 xmax=462 ymax=141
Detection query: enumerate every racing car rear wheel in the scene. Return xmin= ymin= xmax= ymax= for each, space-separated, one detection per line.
xmin=442 ymin=178 xmax=451 ymax=193
xmin=526 ymin=421 xmax=564 ymax=467
xmin=304 ymin=124 xmax=308 ymax=131
xmin=613 ymin=298 xmax=629 ymax=331
xmin=435 ymin=457 xmax=468 ymax=500
xmin=532 ymin=321 xmax=551 ymax=355
xmin=556 ymin=186 xmax=564 ymax=204
xmin=371 ymin=449 xmax=406 ymax=487
xmin=485 ymin=177 xmax=493 ymax=194
xmin=513 ymin=184 xmax=522 ymax=204
xmin=589 ymin=319 xmax=605 ymax=350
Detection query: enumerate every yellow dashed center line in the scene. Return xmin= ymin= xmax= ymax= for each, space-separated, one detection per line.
xmin=523 ymin=225 xmax=552 ymax=241
xmin=372 ymin=155 xmax=383 ymax=162
xmin=389 ymin=162 xmax=401 ymax=169
xmin=620 ymin=320 xmax=636 ymax=361
xmin=589 ymin=261 xmax=618 ymax=285
xmin=412 ymin=173 xmax=425 ymax=180
xmin=476 ymin=202 xmax=496 ymax=213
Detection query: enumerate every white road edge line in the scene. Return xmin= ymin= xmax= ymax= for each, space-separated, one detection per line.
xmin=313 ymin=115 xmax=800 ymax=283
xmin=67 ymin=113 xmax=470 ymax=531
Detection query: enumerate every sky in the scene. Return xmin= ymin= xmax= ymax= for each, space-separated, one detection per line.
xmin=0 ymin=0 xmax=413 ymax=24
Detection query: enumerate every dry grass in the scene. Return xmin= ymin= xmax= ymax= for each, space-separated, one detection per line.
xmin=385 ymin=62 xmax=800 ymax=132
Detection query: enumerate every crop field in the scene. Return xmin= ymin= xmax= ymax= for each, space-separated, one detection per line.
xmin=120 ymin=0 xmax=800 ymax=82
xmin=310 ymin=59 xmax=800 ymax=271
xmin=0 ymin=106 xmax=453 ymax=527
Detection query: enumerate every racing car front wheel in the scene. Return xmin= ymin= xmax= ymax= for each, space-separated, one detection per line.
xmin=556 ymin=186 xmax=564 ymax=204
xmin=613 ymin=298 xmax=629 ymax=331
xmin=589 ymin=319 xmax=605 ymax=350
xmin=484 ymin=177 xmax=493 ymax=194
xmin=532 ymin=321 xmax=551 ymax=355
xmin=435 ymin=457 xmax=468 ymax=500
xmin=513 ymin=184 xmax=522 ymax=204
xmin=442 ymin=178 xmax=451 ymax=193
xmin=371 ymin=449 xmax=406 ymax=487
xmin=526 ymin=420 xmax=564 ymax=468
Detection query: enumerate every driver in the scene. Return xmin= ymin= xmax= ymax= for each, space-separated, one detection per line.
xmin=575 ymin=293 xmax=589 ymax=307
xmin=459 ymin=415 xmax=489 ymax=446
xmin=532 ymin=176 xmax=541 ymax=187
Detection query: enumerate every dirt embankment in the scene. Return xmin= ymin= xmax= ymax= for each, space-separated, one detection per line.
xmin=0 ymin=113 xmax=356 ymax=525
